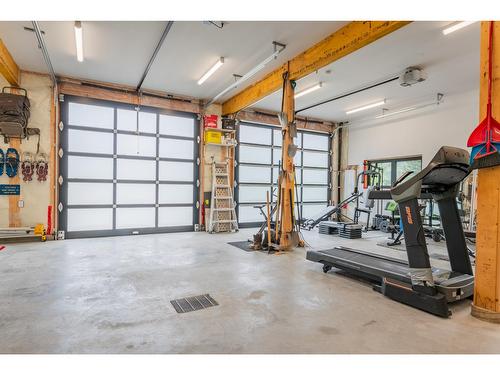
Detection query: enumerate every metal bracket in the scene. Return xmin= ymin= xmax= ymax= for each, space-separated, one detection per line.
xmin=58 ymin=121 xmax=64 ymax=131
xmin=273 ymin=41 xmax=287 ymax=56
xmin=58 ymin=94 xmax=64 ymax=102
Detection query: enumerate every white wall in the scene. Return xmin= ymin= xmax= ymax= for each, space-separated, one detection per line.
xmin=347 ymin=88 xmax=479 ymax=167
xmin=0 ymin=72 xmax=54 ymax=228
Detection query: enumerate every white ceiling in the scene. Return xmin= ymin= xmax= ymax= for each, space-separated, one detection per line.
xmin=251 ymin=21 xmax=480 ymax=122
xmin=0 ymin=21 xmax=346 ymax=101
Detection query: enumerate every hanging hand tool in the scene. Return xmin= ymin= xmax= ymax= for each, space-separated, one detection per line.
xmin=467 ymin=21 xmax=500 ymax=164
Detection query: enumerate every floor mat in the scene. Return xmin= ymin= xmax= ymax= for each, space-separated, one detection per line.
xmin=227 ymin=240 xmax=277 ymax=253
xmin=227 ymin=240 xmax=254 ymax=252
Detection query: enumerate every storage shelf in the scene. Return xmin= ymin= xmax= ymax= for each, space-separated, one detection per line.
xmin=204 ymin=128 xmax=236 ymax=133
xmin=205 ymin=142 xmax=237 ymax=147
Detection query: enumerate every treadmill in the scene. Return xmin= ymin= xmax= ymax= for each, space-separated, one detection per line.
xmin=306 ymin=146 xmax=474 ymax=317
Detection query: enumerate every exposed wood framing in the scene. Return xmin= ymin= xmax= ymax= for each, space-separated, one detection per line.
xmin=222 ymin=21 xmax=411 ymax=115
xmin=237 ymin=110 xmax=334 ymax=134
xmin=0 ymin=39 xmax=20 ymax=86
xmin=58 ymin=80 xmax=201 ymax=114
xmin=471 ymin=21 xmax=500 ymax=321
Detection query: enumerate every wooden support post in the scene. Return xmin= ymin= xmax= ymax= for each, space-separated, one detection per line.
xmin=0 ymin=39 xmax=20 ymax=86
xmin=278 ymin=71 xmax=296 ymax=250
xmin=471 ymin=21 xmax=500 ymax=323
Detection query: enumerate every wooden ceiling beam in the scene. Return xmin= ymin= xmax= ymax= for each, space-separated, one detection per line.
xmin=221 ymin=21 xmax=411 ymax=115
xmin=0 ymin=39 xmax=20 ymax=86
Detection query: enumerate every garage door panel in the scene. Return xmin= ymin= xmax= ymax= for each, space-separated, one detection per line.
xmin=239 ymin=165 xmax=271 ymax=183
xmin=68 ymin=182 xmax=113 ymax=205
xmin=117 ymin=134 xmax=156 ymax=157
xmin=302 ymin=169 xmax=328 ymax=184
xmin=159 ymin=138 xmax=194 ymax=160
xmin=116 ymin=207 xmax=156 ymax=229
xmin=238 ymin=185 xmax=271 ymax=203
xmin=116 ymin=183 xmax=156 ymax=205
xmin=68 ymin=155 xmax=113 ymax=180
xmin=159 ymin=207 xmax=193 ymax=226
xmin=68 ymin=102 xmax=114 ymax=129
xmin=159 ymin=161 xmax=193 ymax=182
xmin=238 ymin=205 xmax=264 ymax=223
xmin=68 ymin=129 xmax=113 ymax=154
xmin=117 ymin=159 xmax=156 ymax=181
xmin=67 ymin=208 xmax=113 ymax=231
xmin=240 ymin=125 xmax=271 ymax=145
xmin=159 ymin=184 xmax=193 ymax=204
xmin=117 ymin=109 xmax=157 ymax=133
xmin=159 ymin=114 xmax=194 ymax=138
xmin=239 ymin=145 xmax=271 ymax=164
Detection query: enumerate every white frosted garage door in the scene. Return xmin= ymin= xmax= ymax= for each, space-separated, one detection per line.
xmin=61 ymin=98 xmax=198 ymax=238
xmin=236 ymin=122 xmax=330 ymax=225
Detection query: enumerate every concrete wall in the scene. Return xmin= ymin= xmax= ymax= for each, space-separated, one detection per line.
xmin=0 ymin=72 xmax=54 ymax=228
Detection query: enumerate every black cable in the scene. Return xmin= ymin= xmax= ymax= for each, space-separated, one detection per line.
xmin=295 ymin=76 xmax=399 ymax=114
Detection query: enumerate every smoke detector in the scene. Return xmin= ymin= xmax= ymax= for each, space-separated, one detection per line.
xmin=399 ymin=67 xmax=427 ymax=87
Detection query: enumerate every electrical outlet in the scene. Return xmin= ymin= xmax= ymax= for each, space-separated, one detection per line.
xmin=18 ymin=200 xmax=24 ymax=208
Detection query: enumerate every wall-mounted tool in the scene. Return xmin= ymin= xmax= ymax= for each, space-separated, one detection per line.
xmin=5 ymin=148 xmax=19 ymax=178
xmin=0 ymin=87 xmax=31 ymax=143
xmin=21 ymin=152 xmax=35 ymax=181
xmin=35 ymin=153 xmax=49 ymax=182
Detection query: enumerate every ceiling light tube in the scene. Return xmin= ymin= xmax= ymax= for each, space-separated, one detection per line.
xmin=442 ymin=21 xmax=476 ymax=35
xmin=375 ymin=106 xmax=417 ymax=119
xmin=74 ymin=21 xmax=84 ymax=62
xmin=206 ymin=43 xmax=286 ymax=106
xmin=198 ymin=57 xmax=224 ymax=85
xmin=346 ymin=100 xmax=385 ymax=115
xmin=295 ymin=82 xmax=322 ymax=99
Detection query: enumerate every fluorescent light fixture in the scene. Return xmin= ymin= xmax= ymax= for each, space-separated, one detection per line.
xmin=375 ymin=106 xmax=417 ymax=119
xmin=346 ymin=100 xmax=385 ymax=115
xmin=442 ymin=21 xmax=476 ymax=35
xmin=295 ymin=82 xmax=322 ymax=99
xmin=198 ymin=57 xmax=224 ymax=85
xmin=74 ymin=21 xmax=84 ymax=62
xmin=206 ymin=42 xmax=286 ymax=106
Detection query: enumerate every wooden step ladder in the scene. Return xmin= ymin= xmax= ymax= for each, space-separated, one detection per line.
xmin=208 ymin=160 xmax=238 ymax=233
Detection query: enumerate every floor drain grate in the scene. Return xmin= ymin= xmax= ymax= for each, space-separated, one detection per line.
xmin=170 ymin=294 xmax=219 ymax=313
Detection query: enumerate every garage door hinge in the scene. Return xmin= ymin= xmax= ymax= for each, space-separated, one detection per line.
xmin=58 ymin=121 xmax=64 ymax=131
xmin=196 ymin=201 xmax=200 ymax=209
xmin=58 ymin=202 xmax=63 ymax=212
xmin=196 ymin=179 xmax=200 ymax=187
xmin=58 ymin=148 xmax=64 ymax=158
xmin=58 ymin=175 xmax=63 ymax=185
xmin=197 ymin=136 xmax=200 ymax=144
xmin=197 ymin=157 xmax=200 ymax=165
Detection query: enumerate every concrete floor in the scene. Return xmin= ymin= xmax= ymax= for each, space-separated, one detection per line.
xmin=0 ymin=228 xmax=499 ymax=354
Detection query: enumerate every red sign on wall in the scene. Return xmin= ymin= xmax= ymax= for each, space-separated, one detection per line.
xmin=204 ymin=114 xmax=218 ymax=129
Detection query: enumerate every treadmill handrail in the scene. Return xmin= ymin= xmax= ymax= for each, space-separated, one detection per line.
xmin=391 ymin=146 xmax=470 ymax=197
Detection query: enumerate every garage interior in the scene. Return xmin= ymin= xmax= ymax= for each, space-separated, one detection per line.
xmin=1 ymin=17 xmax=500 ymax=356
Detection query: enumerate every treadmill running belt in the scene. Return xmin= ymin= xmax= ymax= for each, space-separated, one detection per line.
xmin=307 ymin=247 xmax=412 ymax=284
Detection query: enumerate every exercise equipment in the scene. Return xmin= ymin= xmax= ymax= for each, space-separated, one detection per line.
xmin=5 ymin=148 xmax=19 ymax=178
xmin=301 ymin=192 xmax=361 ymax=231
xmin=306 ymin=146 xmax=474 ymax=317
xmin=303 ymin=169 xmax=380 ymax=231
